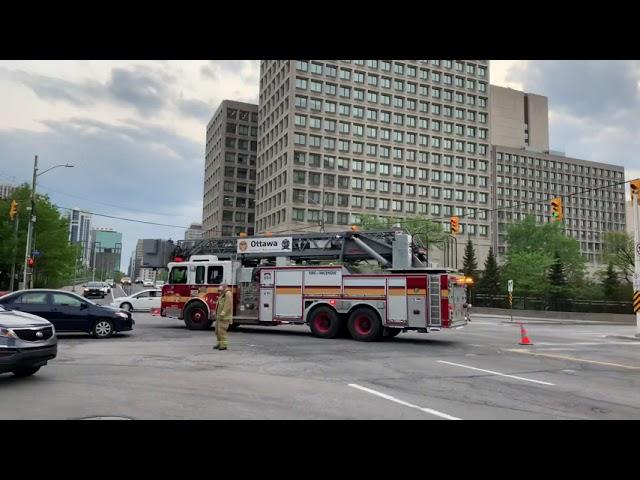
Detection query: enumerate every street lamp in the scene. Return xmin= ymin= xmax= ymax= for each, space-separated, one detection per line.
xmin=23 ymin=155 xmax=74 ymax=289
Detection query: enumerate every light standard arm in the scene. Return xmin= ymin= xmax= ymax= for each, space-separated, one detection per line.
xmin=23 ymin=156 xmax=74 ymax=289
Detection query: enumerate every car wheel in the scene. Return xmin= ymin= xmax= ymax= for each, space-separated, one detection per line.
xmin=12 ymin=366 xmax=40 ymax=377
xmin=120 ymin=302 xmax=133 ymax=312
xmin=347 ymin=308 xmax=383 ymax=342
xmin=93 ymin=319 xmax=115 ymax=338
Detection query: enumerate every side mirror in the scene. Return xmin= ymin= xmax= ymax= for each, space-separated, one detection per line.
xmin=80 ymin=302 xmax=88 ymax=309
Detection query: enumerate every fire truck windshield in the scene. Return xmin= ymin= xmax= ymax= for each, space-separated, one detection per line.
xmin=169 ymin=266 xmax=187 ymax=284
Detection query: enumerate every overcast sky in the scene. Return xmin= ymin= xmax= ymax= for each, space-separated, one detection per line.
xmin=0 ymin=60 xmax=637 ymax=271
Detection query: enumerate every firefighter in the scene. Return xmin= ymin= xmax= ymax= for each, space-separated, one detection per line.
xmin=214 ymin=283 xmax=233 ymax=351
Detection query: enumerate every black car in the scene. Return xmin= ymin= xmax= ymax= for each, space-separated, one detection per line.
xmin=83 ymin=282 xmax=106 ymax=298
xmin=0 ymin=290 xmax=134 ymax=339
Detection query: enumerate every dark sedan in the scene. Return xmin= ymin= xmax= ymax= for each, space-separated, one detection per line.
xmin=83 ymin=282 xmax=106 ymax=298
xmin=0 ymin=290 xmax=134 ymax=339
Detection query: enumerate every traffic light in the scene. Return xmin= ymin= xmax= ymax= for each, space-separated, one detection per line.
xmin=550 ymin=197 xmax=563 ymax=222
xmin=27 ymin=257 xmax=35 ymax=268
xmin=631 ymin=179 xmax=640 ymax=201
xmin=9 ymin=200 xmax=17 ymax=221
xmin=450 ymin=216 xmax=460 ymax=234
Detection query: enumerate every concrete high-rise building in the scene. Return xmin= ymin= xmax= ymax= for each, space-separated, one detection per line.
xmin=256 ymin=60 xmax=492 ymax=264
xmin=0 ymin=183 xmax=16 ymax=199
xmin=203 ymin=100 xmax=258 ymax=238
xmin=491 ymin=147 xmax=625 ymax=267
xmin=626 ymin=199 xmax=636 ymax=236
xmin=490 ymin=86 xmax=626 ymax=270
xmin=490 ymin=85 xmax=549 ymax=152
xmin=185 ymin=222 xmax=203 ymax=241
xmin=68 ymin=208 xmax=93 ymax=267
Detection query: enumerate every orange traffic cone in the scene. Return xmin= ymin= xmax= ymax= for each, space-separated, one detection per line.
xmin=518 ymin=323 xmax=533 ymax=345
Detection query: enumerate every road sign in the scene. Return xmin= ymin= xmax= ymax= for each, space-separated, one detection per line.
xmin=508 ymin=279 xmax=513 ymax=293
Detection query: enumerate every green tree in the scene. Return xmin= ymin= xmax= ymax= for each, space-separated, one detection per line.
xmin=462 ymin=238 xmax=478 ymax=278
xmin=502 ymin=251 xmax=552 ymax=296
xmin=476 ymin=246 xmax=501 ymax=299
xmin=600 ymin=262 xmax=620 ymax=300
xmin=0 ymin=184 xmax=76 ymax=290
xmin=602 ymin=231 xmax=634 ymax=283
xmin=504 ymin=215 xmax=586 ymax=293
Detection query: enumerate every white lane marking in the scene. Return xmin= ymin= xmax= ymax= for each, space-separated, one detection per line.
xmin=535 ymin=341 xmax=640 ymax=347
xmin=347 ymin=383 xmax=461 ymax=420
xmin=507 ymin=349 xmax=640 ymax=371
xmin=437 ymin=360 xmax=555 ymax=386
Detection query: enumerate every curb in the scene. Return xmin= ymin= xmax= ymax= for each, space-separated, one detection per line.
xmin=498 ymin=320 xmax=631 ymax=326
xmin=605 ymin=335 xmax=640 ymax=342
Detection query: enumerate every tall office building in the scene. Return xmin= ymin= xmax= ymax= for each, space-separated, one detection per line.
xmin=203 ymin=100 xmax=258 ymax=238
xmin=490 ymin=85 xmax=549 ymax=151
xmin=256 ymin=60 xmax=492 ymax=264
xmin=89 ymin=228 xmax=123 ymax=276
xmin=68 ymin=208 xmax=93 ymax=267
xmin=490 ymin=87 xmax=626 ymax=268
xmin=185 ymin=222 xmax=203 ymax=241
xmin=0 ymin=183 xmax=16 ymax=199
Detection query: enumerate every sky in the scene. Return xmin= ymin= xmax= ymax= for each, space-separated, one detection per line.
xmin=0 ymin=60 xmax=638 ymax=271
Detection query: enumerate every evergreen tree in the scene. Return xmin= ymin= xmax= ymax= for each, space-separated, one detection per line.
xmin=462 ymin=238 xmax=478 ymax=279
xmin=477 ymin=246 xmax=501 ymax=300
xmin=547 ymin=252 xmax=567 ymax=287
xmin=601 ymin=262 xmax=620 ymax=300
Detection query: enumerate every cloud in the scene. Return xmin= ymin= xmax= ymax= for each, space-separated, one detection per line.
xmin=504 ymin=60 xmax=640 ymax=178
xmin=107 ymin=66 xmax=173 ymax=116
xmin=176 ymin=96 xmax=215 ymax=121
xmin=0 ymin=118 xmax=204 ymax=269
xmin=200 ymin=60 xmax=257 ymax=81
xmin=2 ymin=67 xmax=104 ymax=106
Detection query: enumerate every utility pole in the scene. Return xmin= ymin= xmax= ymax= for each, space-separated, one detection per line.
xmin=23 ymin=155 xmax=38 ymax=289
xmin=630 ymin=179 xmax=640 ymax=336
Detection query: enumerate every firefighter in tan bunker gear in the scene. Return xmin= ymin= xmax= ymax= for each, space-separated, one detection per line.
xmin=214 ymin=283 xmax=233 ymax=350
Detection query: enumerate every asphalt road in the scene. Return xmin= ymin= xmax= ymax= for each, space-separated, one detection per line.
xmin=1 ymin=285 xmax=639 ymax=419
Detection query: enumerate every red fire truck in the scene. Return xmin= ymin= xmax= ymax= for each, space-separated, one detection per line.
xmin=161 ymin=230 xmax=469 ymax=341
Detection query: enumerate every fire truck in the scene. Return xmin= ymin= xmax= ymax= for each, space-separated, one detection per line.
xmin=160 ymin=230 xmax=469 ymax=341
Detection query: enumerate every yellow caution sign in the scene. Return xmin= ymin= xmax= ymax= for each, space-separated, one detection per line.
xmin=634 ymin=291 xmax=640 ymax=314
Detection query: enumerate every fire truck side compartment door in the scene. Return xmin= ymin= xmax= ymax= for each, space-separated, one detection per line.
xmin=260 ymin=289 xmax=273 ymax=322
xmin=387 ymin=277 xmax=407 ymax=325
xmin=274 ymin=270 xmax=303 ymax=318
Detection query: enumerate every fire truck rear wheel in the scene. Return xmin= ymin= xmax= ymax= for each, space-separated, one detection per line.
xmin=184 ymin=302 xmax=213 ymax=330
xmin=308 ymin=306 xmax=341 ymax=339
xmin=347 ymin=308 xmax=382 ymax=342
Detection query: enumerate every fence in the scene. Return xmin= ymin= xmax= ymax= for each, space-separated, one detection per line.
xmin=472 ymin=293 xmax=633 ymax=314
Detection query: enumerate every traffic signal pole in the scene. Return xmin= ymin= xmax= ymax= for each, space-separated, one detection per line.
xmin=23 ymin=155 xmax=37 ymax=290
xmin=631 ymin=180 xmax=640 ymax=336
xmin=8 ymin=214 xmax=19 ymax=291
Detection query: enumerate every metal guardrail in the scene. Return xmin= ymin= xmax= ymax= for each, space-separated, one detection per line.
xmin=472 ymin=293 xmax=633 ymax=314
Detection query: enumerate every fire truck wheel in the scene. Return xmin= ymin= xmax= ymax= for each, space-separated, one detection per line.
xmin=347 ymin=308 xmax=382 ymax=342
xmin=184 ymin=302 xmax=213 ymax=330
xmin=308 ymin=306 xmax=341 ymax=339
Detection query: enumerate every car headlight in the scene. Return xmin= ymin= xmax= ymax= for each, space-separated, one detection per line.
xmin=114 ymin=311 xmax=129 ymax=318
xmin=84 ymin=288 xmax=89 ymax=292
xmin=0 ymin=327 xmax=18 ymax=339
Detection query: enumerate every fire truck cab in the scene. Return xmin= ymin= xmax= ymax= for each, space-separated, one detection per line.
xmin=161 ymin=231 xmax=470 ymax=341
